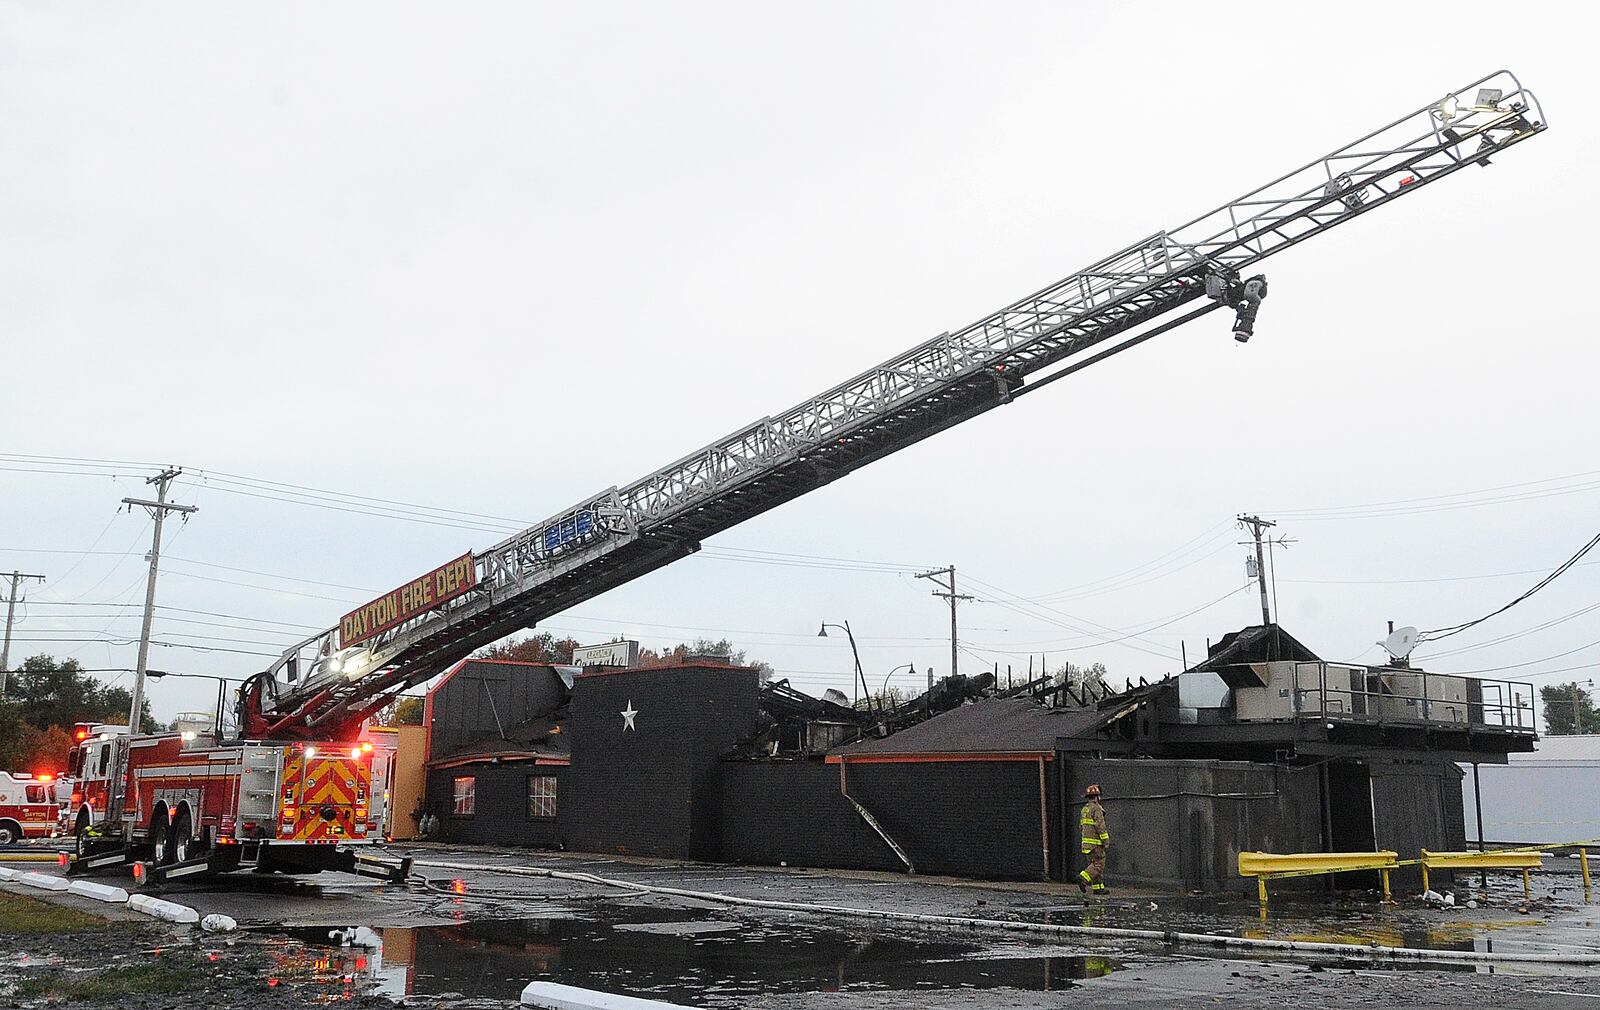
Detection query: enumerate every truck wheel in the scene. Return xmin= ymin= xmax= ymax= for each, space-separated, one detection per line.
xmin=172 ymin=810 xmax=198 ymax=863
xmin=74 ymin=812 xmax=92 ymax=857
xmin=150 ymin=812 xmax=172 ymax=866
xmin=0 ymin=820 xmax=20 ymax=845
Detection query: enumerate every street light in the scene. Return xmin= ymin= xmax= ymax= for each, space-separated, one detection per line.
xmin=882 ymin=662 xmax=917 ymax=702
xmin=818 ymin=621 xmax=870 ymax=709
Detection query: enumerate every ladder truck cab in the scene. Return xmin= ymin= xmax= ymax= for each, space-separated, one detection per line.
xmin=0 ymin=771 xmax=62 ymax=844
xmin=64 ymin=720 xmax=410 ymax=886
xmin=60 ymin=722 xmax=127 ymax=838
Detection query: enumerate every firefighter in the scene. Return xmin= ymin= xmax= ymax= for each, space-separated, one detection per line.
xmin=1077 ymin=783 xmax=1109 ymax=896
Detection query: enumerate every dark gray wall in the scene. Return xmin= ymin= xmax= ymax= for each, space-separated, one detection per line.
xmin=716 ymin=761 xmax=900 ymax=871
xmin=849 ymin=760 xmax=1055 ymax=879
xmin=428 ymin=661 xmax=567 ymax=759
xmin=426 ymin=762 xmax=566 ymax=848
xmin=717 ymin=758 xmax=1057 ymax=880
xmin=565 ymin=665 xmax=761 ymax=859
xmin=1371 ymin=759 xmax=1466 ymax=890
xmin=1059 ymin=758 xmax=1323 ymax=892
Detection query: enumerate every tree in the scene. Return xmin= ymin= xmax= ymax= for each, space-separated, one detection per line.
xmin=20 ymin=725 xmax=75 ymax=777
xmin=481 ymin=634 xmax=774 ymax=678
xmin=636 ymin=639 xmax=774 ymax=678
xmin=476 ymin=632 xmax=582 ymax=665
xmin=1541 ymin=682 xmax=1600 ymax=735
xmin=0 ymin=708 xmax=75 ymax=775
xmin=3 ymin=655 xmax=152 ymax=734
xmin=1054 ymin=661 xmax=1110 ymax=694
xmin=0 ymin=702 xmax=28 ymax=770
xmin=375 ymin=696 xmax=425 ymax=727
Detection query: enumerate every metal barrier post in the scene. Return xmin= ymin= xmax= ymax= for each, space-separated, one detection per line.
xmin=1258 ymin=875 xmax=1269 ymax=912
xmin=1522 ymin=868 xmax=1532 ymax=901
xmin=1582 ymin=848 xmax=1592 ymax=901
xmin=1421 ymin=862 xmax=1431 ymax=894
xmin=1381 ymin=867 xmax=1393 ymax=904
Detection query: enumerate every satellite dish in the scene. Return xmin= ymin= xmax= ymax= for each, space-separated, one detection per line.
xmin=1380 ymin=626 xmax=1419 ymax=661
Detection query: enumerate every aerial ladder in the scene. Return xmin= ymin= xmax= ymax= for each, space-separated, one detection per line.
xmin=241 ymin=70 xmax=1546 ymax=742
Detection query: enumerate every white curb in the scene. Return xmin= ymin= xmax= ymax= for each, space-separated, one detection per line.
xmin=67 ymin=879 xmax=130 ymax=903
xmin=16 ymin=871 xmax=70 ymax=892
xmin=127 ymin=893 xmax=200 ymax=924
xmin=521 ymin=982 xmax=696 ymax=1009
xmin=0 ymin=866 xmax=17 ymax=881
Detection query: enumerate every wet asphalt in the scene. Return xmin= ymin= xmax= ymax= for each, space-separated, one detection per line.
xmin=4 ymin=841 xmax=1599 ymax=1008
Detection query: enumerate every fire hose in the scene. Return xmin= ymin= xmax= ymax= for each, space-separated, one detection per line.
xmin=405 ymin=857 xmax=1600 ymax=966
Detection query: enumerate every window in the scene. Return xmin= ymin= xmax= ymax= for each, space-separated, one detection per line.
xmin=24 ymin=785 xmax=47 ymax=804
xmin=451 ymin=775 xmax=475 ymax=816
xmin=526 ymin=774 xmax=557 ymax=819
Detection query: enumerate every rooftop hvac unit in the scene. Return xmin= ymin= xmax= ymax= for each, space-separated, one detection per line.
xmin=1379 ymin=671 xmax=1469 ymax=723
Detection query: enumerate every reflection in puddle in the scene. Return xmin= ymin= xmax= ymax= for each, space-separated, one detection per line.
xmin=265 ymin=908 xmax=1117 ymax=1004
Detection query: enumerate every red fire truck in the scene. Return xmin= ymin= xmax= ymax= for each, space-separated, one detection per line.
xmin=65 ymin=720 xmax=408 ymax=884
xmin=0 ymin=771 xmax=61 ymax=843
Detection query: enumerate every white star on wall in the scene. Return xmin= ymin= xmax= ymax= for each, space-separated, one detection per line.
xmin=621 ymin=700 xmax=638 ymax=731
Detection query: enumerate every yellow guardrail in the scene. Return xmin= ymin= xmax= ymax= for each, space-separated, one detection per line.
xmin=1421 ymin=848 xmax=1545 ymax=899
xmin=1238 ymin=850 xmax=1399 ymax=909
xmin=1240 ymin=838 xmax=1599 ymax=911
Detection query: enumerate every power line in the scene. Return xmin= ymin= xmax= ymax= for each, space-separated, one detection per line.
xmin=960 ymin=573 xmax=1182 ymax=660
xmin=1284 ymin=559 xmax=1600 ymax=586
xmin=1440 ymin=635 xmax=1600 ymax=675
xmin=1417 ymin=530 xmax=1600 ymax=645
xmin=1418 ymin=600 xmax=1600 ymax=660
xmin=1027 ymin=523 xmax=1235 ymax=602
xmin=964 ymin=584 xmax=1248 ymax=653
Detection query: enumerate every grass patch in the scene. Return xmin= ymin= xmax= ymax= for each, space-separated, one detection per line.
xmin=0 ymin=892 xmax=110 ymax=935
xmin=15 ymin=963 xmax=200 ymax=998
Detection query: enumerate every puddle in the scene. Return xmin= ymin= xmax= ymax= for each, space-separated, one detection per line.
xmin=262 ymin=905 xmax=1120 ymax=1004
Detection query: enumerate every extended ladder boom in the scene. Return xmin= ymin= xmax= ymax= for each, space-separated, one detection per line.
xmin=243 ymin=70 xmax=1545 ymax=739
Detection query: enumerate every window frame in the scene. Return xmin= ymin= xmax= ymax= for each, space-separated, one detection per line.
xmin=526 ymin=773 xmax=557 ymax=820
xmin=450 ymin=775 xmax=476 ymax=817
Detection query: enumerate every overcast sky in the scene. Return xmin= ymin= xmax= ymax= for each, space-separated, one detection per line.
xmin=3 ymin=3 xmax=1595 ymax=729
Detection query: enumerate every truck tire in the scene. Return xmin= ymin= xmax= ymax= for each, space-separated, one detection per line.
xmin=0 ymin=820 xmax=20 ymax=844
xmin=172 ymin=809 xmax=199 ymax=863
xmin=150 ymin=811 xmax=173 ymax=866
xmin=73 ymin=811 xmax=92 ymax=857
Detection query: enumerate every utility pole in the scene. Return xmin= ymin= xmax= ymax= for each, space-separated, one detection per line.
xmin=0 ymin=571 xmax=47 ymax=697
xmin=916 ymin=565 xmax=973 ymax=680
xmin=1237 ymin=514 xmax=1275 ymax=626
xmin=122 ymin=468 xmax=197 ymax=734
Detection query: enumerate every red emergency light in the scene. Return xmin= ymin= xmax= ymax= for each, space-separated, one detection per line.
xmin=36 ymin=773 xmax=53 ymax=783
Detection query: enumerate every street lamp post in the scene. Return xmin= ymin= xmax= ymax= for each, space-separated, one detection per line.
xmin=882 ymin=662 xmax=917 ymax=704
xmin=817 ymin=621 xmax=871 ymax=710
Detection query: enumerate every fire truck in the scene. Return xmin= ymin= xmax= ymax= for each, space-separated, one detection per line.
xmin=0 ymin=771 xmax=61 ymax=843
xmin=65 ymin=717 xmax=409 ymax=885
xmin=68 ymin=70 xmax=1546 ymax=884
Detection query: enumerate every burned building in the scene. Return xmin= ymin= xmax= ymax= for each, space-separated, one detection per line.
xmin=422 ymin=659 xmax=572 ymax=848
xmin=421 ymin=624 xmax=1536 ymax=894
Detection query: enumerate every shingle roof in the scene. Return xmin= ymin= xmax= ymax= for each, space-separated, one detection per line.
xmin=832 ymin=697 xmax=1117 ymax=757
